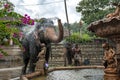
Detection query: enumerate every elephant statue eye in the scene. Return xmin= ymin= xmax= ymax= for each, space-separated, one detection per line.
xmin=40 ymin=27 xmax=46 ymax=32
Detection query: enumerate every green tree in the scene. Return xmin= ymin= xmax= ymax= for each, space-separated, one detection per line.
xmin=68 ymin=21 xmax=91 ymax=36
xmin=76 ymin=0 xmax=119 ymax=24
xmin=69 ymin=22 xmax=80 ymax=33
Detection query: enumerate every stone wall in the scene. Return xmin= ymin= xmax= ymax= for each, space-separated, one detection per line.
xmin=49 ymin=42 xmax=104 ymax=67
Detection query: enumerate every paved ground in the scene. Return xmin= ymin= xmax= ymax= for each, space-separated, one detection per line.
xmin=0 ymin=66 xmax=22 ymax=80
xmin=32 ymin=66 xmax=104 ymax=80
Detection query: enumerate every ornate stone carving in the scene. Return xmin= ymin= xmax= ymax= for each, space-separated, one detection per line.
xmin=88 ymin=2 xmax=120 ymax=76
xmin=102 ymin=43 xmax=117 ymax=74
xmin=106 ymin=3 xmax=120 ymax=18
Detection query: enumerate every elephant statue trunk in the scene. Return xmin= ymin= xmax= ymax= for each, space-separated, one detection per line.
xmin=46 ymin=19 xmax=63 ymax=43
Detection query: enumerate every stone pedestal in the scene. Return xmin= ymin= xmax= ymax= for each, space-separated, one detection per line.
xmin=104 ymin=75 xmax=120 ymax=80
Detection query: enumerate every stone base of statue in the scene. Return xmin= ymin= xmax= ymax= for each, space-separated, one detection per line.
xmin=104 ymin=55 xmax=120 ymax=77
xmin=104 ymin=67 xmax=117 ymax=76
xmin=104 ymin=74 xmax=120 ymax=80
xmin=104 ymin=67 xmax=120 ymax=80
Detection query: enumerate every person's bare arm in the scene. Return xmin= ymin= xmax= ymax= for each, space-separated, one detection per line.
xmin=110 ymin=49 xmax=115 ymax=57
xmin=103 ymin=51 xmax=107 ymax=60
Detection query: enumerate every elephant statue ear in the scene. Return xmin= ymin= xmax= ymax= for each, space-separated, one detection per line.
xmin=35 ymin=23 xmax=42 ymax=30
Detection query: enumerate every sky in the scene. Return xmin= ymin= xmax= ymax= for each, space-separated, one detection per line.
xmin=9 ymin=0 xmax=81 ymax=23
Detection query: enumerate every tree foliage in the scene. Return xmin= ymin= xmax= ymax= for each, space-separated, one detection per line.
xmin=0 ymin=0 xmax=14 ymax=11
xmin=76 ymin=0 xmax=119 ymax=24
xmin=64 ymin=22 xmax=93 ymax=43
xmin=0 ymin=0 xmax=23 ymax=55
xmin=69 ymin=22 xmax=80 ymax=33
xmin=65 ymin=32 xmax=92 ymax=43
xmin=0 ymin=0 xmax=22 ymax=19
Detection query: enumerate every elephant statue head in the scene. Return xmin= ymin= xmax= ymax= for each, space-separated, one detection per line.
xmin=35 ymin=18 xmax=63 ymax=43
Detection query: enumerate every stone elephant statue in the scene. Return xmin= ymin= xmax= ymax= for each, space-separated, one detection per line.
xmin=21 ymin=18 xmax=63 ymax=75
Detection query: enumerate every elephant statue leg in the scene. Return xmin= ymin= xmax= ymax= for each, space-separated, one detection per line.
xmin=21 ymin=49 xmax=30 ymax=75
xmin=28 ymin=45 xmax=40 ymax=73
xmin=28 ymin=56 xmax=37 ymax=73
xmin=22 ymin=56 xmax=29 ymax=75
xmin=21 ymin=40 xmax=30 ymax=75
xmin=45 ymin=45 xmax=51 ymax=63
